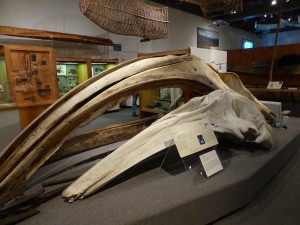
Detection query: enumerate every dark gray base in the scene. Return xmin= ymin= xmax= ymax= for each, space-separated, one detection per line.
xmin=20 ymin=118 xmax=300 ymax=225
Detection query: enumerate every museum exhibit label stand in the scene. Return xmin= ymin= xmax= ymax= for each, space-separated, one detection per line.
xmin=160 ymin=119 xmax=223 ymax=178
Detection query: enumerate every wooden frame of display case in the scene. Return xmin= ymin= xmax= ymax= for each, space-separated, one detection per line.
xmin=137 ymin=48 xmax=191 ymax=118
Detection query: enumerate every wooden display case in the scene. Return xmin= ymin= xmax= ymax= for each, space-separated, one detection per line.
xmin=1 ymin=45 xmax=118 ymax=128
xmin=4 ymin=45 xmax=58 ymax=107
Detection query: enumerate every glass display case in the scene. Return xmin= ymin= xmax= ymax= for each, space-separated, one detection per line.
xmin=140 ymin=88 xmax=183 ymax=117
xmin=91 ymin=59 xmax=117 ymax=77
xmin=56 ymin=59 xmax=88 ymax=96
xmin=56 ymin=58 xmax=118 ymax=96
xmin=0 ymin=55 xmax=10 ymax=105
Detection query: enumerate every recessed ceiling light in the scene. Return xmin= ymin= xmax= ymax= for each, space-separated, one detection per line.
xmin=288 ymin=17 xmax=292 ymax=21
xmin=271 ymin=0 xmax=277 ymax=5
xmin=285 ymin=0 xmax=290 ymax=2
xmin=264 ymin=14 xmax=267 ymax=17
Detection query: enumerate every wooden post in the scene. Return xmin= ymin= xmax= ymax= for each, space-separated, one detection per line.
xmin=269 ymin=0 xmax=284 ymax=82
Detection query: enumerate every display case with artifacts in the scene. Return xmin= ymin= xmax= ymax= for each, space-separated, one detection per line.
xmin=56 ymin=58 xmax=118 ymax=95
xmin=4 ymin=45 xmax=58 ymax=107
xmin=139 ymin=88 xmax=183 ymax=117
xmin=56 ymin=58 xmax=87 ymax=95
xmin=91 ymin=59 xmax=118 ymax=77
xmin=0 ymin=54 xmax=10 ymax=105
xmin=3 ymin=45 xmax=59 ymax=128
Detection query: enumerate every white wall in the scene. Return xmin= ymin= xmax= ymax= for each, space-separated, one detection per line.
xmin=0 ymin=0 xmax=258 ymax=61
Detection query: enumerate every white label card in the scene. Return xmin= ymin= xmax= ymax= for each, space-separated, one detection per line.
xmin=200 ymin=150 xmax=223 ymax=177
xmin=267 ymin=81 xmax=283 ymax=89
xmin=169 ymin=119 xmax=218 ymax=158
xmin=199 ymin=150 xmax=223 ymax=177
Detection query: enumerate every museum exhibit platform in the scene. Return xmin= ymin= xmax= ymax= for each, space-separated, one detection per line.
xmin=19 ymin=117 xmax=300 ymax=225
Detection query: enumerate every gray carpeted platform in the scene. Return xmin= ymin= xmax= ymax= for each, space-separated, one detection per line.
xmin=19 ymin=118 xmax=300 ymax=225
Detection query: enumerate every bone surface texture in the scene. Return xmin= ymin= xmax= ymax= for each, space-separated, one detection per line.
xmin=63 ymin=90 xmax=272 ymax=202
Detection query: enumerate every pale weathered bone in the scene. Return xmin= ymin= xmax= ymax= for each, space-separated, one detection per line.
xmin=217 ymin=70 xmax=276 ymax=124
xmin=0 ymin=54 xmax=274 ymax=198
xmin=62 ymin=89 xmax=272 ymax=201
xmin=0 ymin=55 xmax=193 ymax=196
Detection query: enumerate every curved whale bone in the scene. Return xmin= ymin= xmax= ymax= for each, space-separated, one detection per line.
xmin=62 ymin=89 xmax=272 ymax=202
xmin=0 ymin=54 xmax=274 ymax=198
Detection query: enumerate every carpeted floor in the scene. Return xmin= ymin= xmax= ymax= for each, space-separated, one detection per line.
xmin=214 ymin=140 xmax=300 ymax=225
xmin=75 ymin=107 xmax=140 ymax=134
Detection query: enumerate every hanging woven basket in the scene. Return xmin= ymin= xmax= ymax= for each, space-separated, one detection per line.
xmin=79 ymin=0 xmax=169 ymax=40
xmin=179 ymin=0 xmax=243 ymax=17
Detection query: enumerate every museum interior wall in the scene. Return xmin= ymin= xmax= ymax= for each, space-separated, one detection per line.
xmin=0 ymin=0 xmax=259 ymax=61
xmin=0 ymin=1 xmax=299 ymax=224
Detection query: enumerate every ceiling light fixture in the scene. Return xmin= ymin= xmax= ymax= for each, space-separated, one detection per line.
xmin=271 ymin=0 xmax=277 ymax=5
xmin=264 ymin=14 xmax=267 ymax=17
xmin=288 ymin=17 xmax=292 ymax=21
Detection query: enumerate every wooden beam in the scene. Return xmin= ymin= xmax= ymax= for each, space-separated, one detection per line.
xmin=49 ymin=115 xmax=158 ymax=163
xmin=269 ymin=0 xmax=284 ymax=81
xmin=138 ymin=48 xmax=190 ymax=58
xmin=0 ymin=26 xmax=114 ymax=46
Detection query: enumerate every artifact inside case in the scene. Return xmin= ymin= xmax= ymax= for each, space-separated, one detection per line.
xmin=0 ymin=56 xmax=9 ymax=104
xmin=56 ymin=63 xmax=81 ymax=94
xmin=56 ymin=61 xmax=117 ymax=95
xmin=4 ymin=45 xmax=58 ymax=107
xmin=141 ymin=88 xmax=183 ymax=113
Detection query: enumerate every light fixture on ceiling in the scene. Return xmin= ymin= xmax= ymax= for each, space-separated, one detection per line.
xmin=270 ymin=14 xmax=274 ymax=18
xmin=208 ymin=20 xmax=229 ymax=28
xmin=285 ymin=0 xmax=289 ymax=2
xmin=288 ymin=17 xmax=292 ymax=21
xmin=264 ymin=14 xmax=267 ymax=17
xmin=271 ymin=0 xmax=277 ymax=5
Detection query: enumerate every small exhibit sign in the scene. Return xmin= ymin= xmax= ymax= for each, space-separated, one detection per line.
xmin=169 ymin=119 xmax=218 ymax=158
xmin=267 ymin=81 xmax=283 ymax=89
xmin=199 ymin=150 xmax=223 ymax=177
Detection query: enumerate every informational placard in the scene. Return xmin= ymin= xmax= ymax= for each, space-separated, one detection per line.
xmin=199 ymin=150 xmax=223 ymax=177
xmin=169 ymin=119 xmax=218 ymax=158
xmin=267 ymin=81 xmax=283 ymax=89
